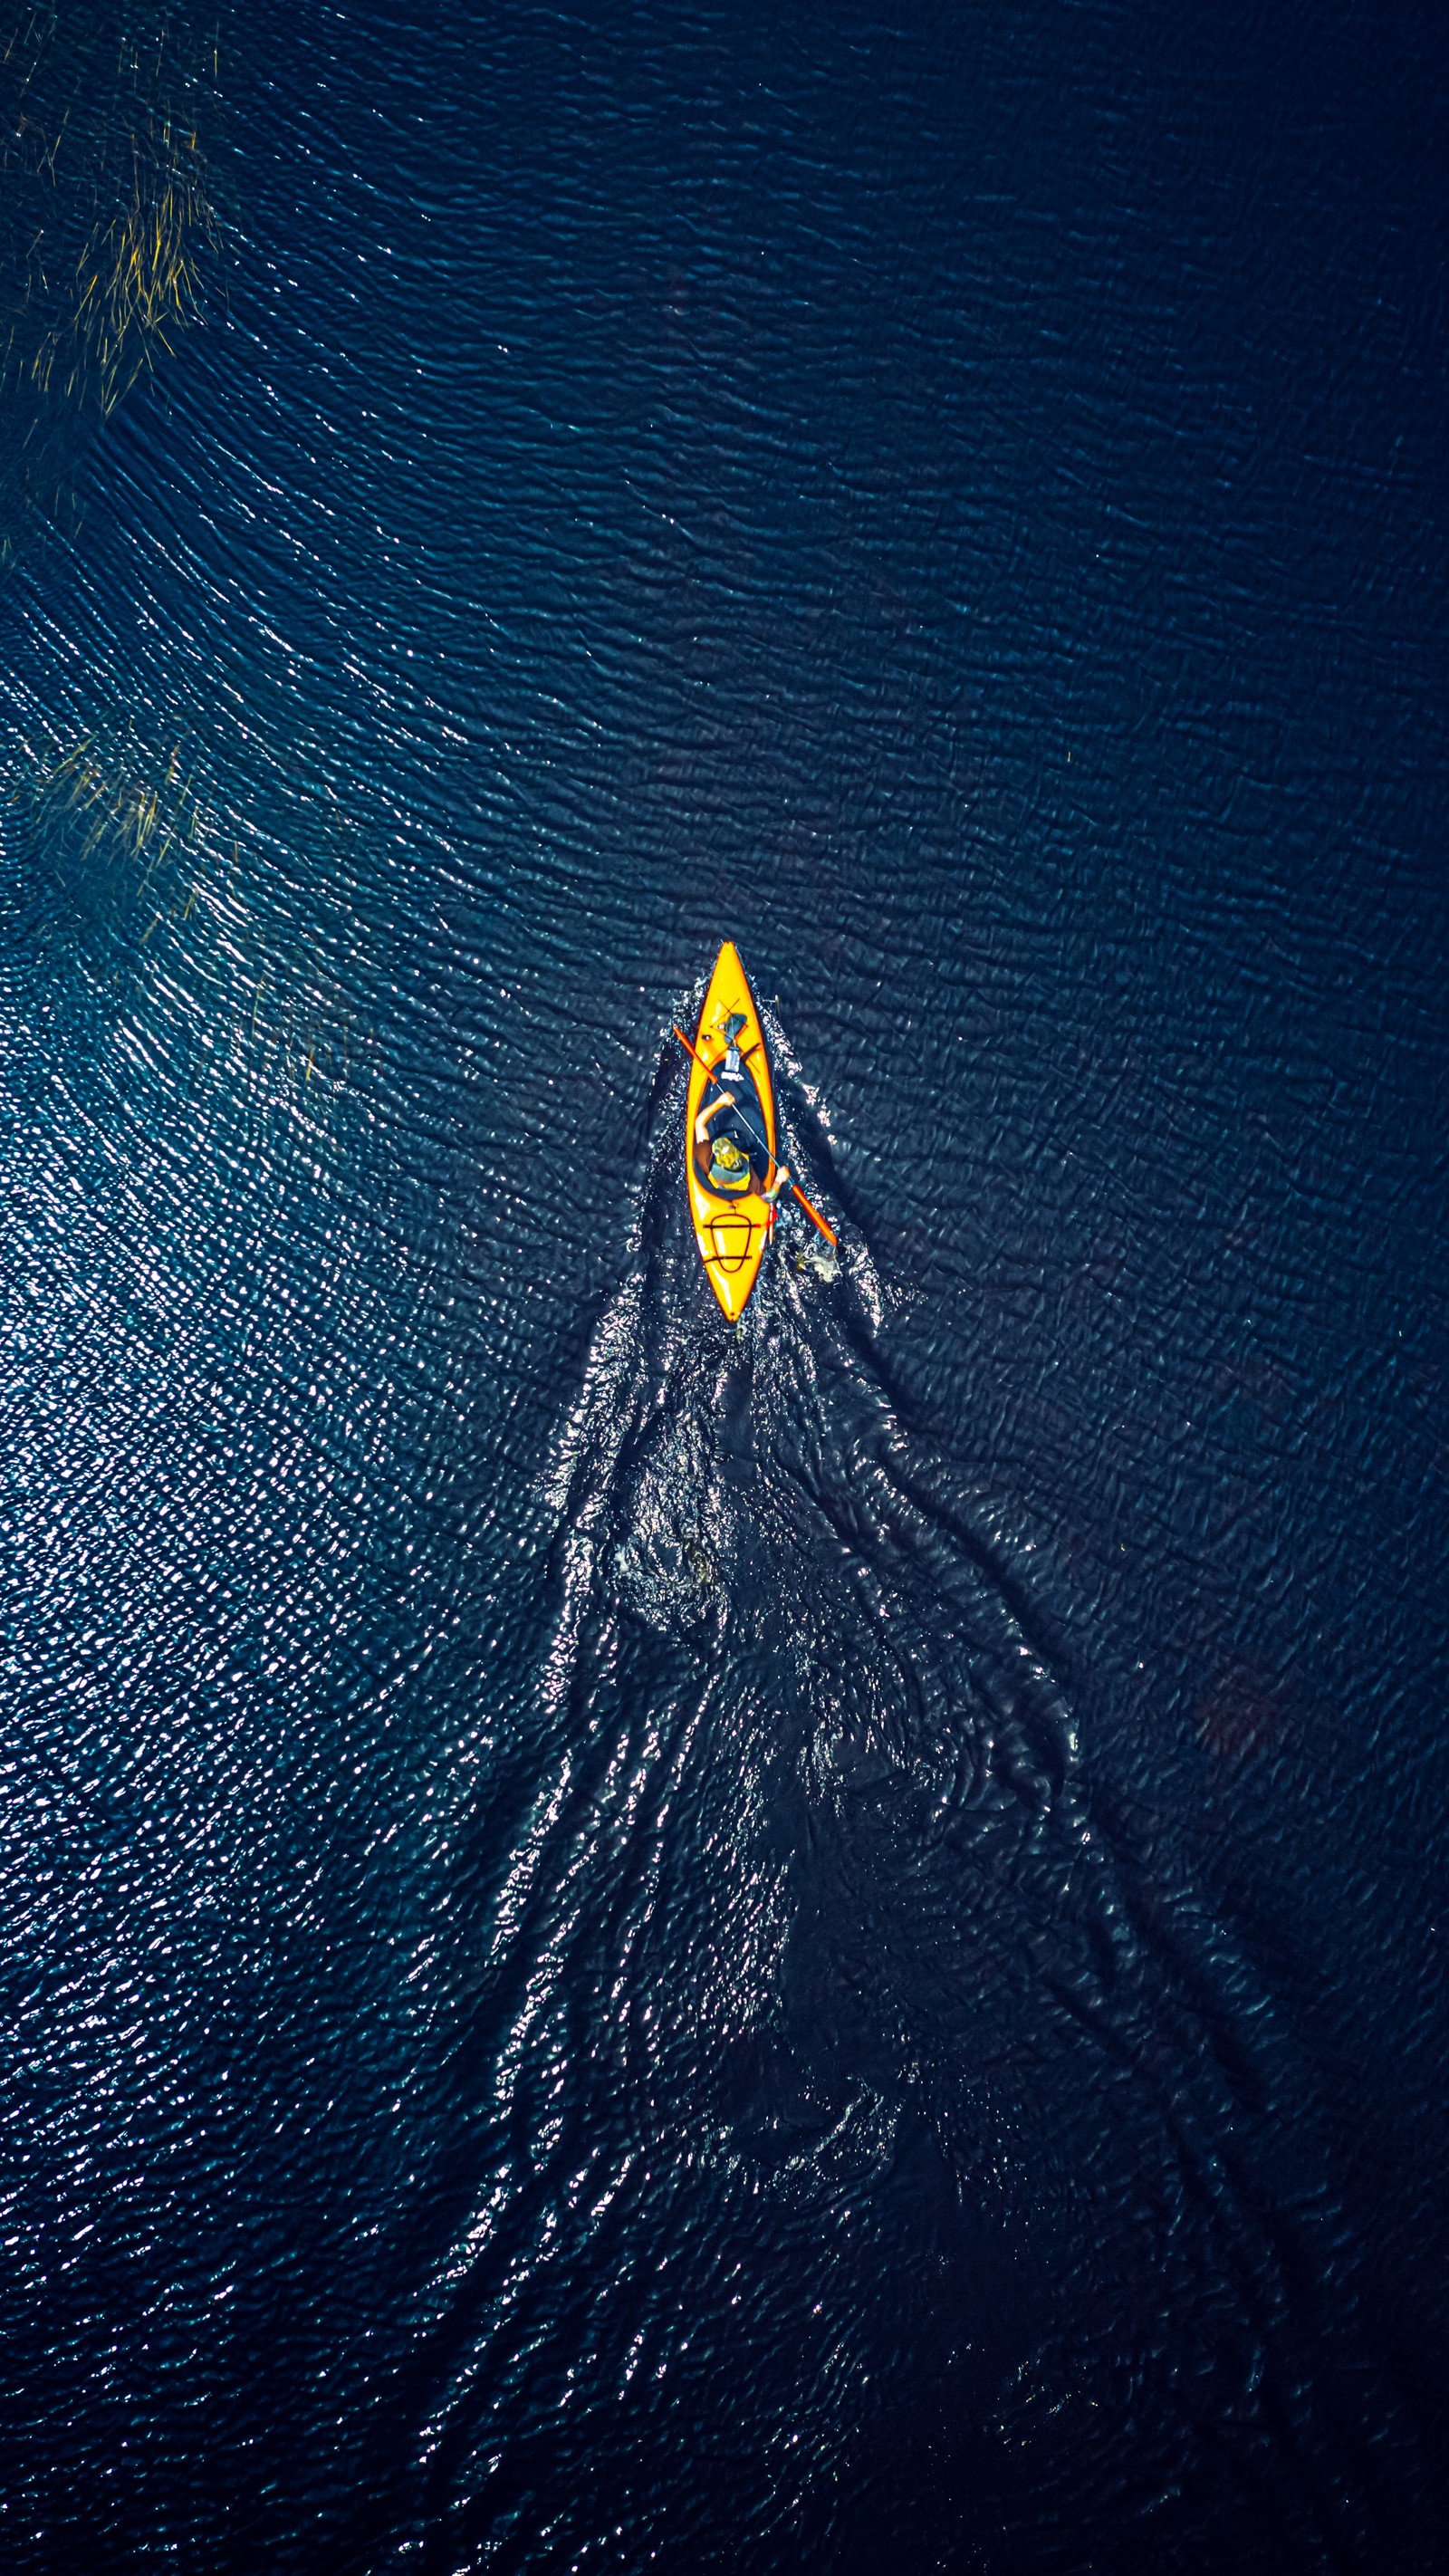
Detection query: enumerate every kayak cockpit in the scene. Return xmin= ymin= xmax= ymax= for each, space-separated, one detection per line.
xmin=692 ymin=1058 xmax=773 ymax=1200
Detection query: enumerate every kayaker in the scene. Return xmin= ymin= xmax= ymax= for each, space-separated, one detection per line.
xmin=695 ymin=1090 xmax=794 ymax=1206
xmin=705 ymin=1131 xmax=753 ymax=1197
xmin=694 ymin=1086 xmax=734 ymax=1153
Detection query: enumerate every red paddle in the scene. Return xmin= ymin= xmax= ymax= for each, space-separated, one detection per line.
xmin=672 ymin=1024 xmax=839 ymax=1250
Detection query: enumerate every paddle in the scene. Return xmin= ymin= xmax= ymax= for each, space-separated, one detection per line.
xmin=672 ymin=1024 xmax=839 ymax=1249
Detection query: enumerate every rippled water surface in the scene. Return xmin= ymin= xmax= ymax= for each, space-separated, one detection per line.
xmin=2 ymin=1 xmax=1445 ymax=2567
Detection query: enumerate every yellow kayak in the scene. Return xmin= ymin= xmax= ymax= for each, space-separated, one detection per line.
xmin=685 ymin=942 xmax=778 ymax=1320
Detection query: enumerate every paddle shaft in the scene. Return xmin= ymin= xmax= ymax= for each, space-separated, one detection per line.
xmin=672 ymin=1024 xmax=839 ymax=1249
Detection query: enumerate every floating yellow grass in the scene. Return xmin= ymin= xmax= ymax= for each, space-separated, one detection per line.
xmin=63 ymin=160 xmax=216 ymax=413
xmin=1 ymin=5 xmax=226 ymax=535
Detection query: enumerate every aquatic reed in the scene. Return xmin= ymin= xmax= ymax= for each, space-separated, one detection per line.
xmin=0 ymin=4 xmax=226 ymax=539
xmin=67 ymin=159 xmax=217 ymax=412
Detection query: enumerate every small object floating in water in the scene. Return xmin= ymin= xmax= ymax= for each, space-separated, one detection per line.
xmin=674 ymin=940 xmax=837 ymax=1319
xmin=795 ymin=1238 xmax=840 ymax=1284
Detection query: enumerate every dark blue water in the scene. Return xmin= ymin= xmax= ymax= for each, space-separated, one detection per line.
xmin=2 ymin=1 xmax=1446 ymax=2566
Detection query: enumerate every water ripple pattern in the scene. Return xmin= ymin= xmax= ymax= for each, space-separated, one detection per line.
xmin=0 ymin=0 xmax=1444 ymax=2569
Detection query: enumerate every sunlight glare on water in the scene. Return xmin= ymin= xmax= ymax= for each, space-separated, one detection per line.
xmin=0 ymin=0 xmax=1445 ymax=2567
